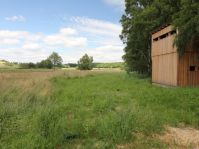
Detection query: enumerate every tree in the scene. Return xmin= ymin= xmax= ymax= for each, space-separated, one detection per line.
xmin=78 ymin=54 xmax=93 ymax=70
xmin=120 ymin=0 xmax=185 ymax=74
xmin=173 ymin=0 xmax=199 ymax=55
xmin=37 ymin=59 xmax=53 ymax=69
xmin=48 ymin=52 xmax=63 ymax=69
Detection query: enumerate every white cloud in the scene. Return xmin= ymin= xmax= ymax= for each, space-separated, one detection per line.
xmin=22 ymin=43 xmax=41 ymax=50
xmin=44 ymin=36 xmax=87 ymax=48
xmin=69 ymin=17 xmax=124 ymax=62
xmin=44 ymin=28 xmax=87 ymax=48
xmin=5 ymin=15 xmax=26 ymax=22
xmin=94 ymin=45 xmax=123 ymax=51
xmin=0 ymin=38 xmax=20 ymax=45
xmin=0 ymin=30 xmax=29 ymax=38
xmin=0 ymin=27 xmax=87 ymax=62
xmin=72 ymin=17 xmax=122 ymax=37
xmin=0 ymin=47 xmax=49 ymax=62
xmin=0 ymin=17 xmax=124 ymax=63
xmin=60 ymin=28 xmax=77 ymax=36
xmin=60 ymin=45 xmax=123 ymax=63
xmin=86 ymin=45 xmax=123 ymax=62
xmin=103 ymin=0 xmax=125 ymax=10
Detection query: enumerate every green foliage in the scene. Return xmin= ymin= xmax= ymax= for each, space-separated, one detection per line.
xmin=173 ymin=0 xmax=199 ymax=54
xmin=62 ymin=64 xmax=70 ymax=68
xmin=48 ymin=52 xmax=63 ymax=68
xmin=37 ymin=59 xmax=53 ymax=69
xmin=1 ymin=71 xmax=199 ymax=148
xmin=0 ymin=60 xmax=19 ymax=69
xmin=19 ymin=60 xmax=53 ymax=69
xmin=94 ymin=62 xmax=124 ymax=69
xmin=20 ymin=62 xmax=36 ymax=69
xmin=96 ymin=110 xmax=135 ymax=143
xmin=78 ymin=54 xmax=93 ymax=70
xmin=18 ymin=52 xmax=62 ymax=69
xmin=68 ymin=63 xmax=78 ymax=68
xmin=121 ymin=0 xmax=198 ymax=73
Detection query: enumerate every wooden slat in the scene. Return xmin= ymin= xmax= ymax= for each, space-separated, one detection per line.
xmin=152 ymin=53 xmax=178 ymax=86
xmin=152 ymin=25 xmax=199 ymax=87
xmin=152 ymin=25 xmax=173 ymax=39
xmin=178 ymin=51 xmax=199 ymax=87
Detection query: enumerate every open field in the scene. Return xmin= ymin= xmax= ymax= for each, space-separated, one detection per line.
xmin=1 ymin=69 xmax=199 ymax=149
xmin=93 ymin=62 xmax=124 ymax=69
xmin=0 ymin=60 xmax=19 ymax=69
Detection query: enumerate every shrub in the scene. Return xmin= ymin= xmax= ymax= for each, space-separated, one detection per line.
xmin=20 ymin=62 xmax=36 ymax=69
xmin=37 ymin=59 xmax=53 ymax=69
xmin=78 ymin=54 xmax=93 ymax=70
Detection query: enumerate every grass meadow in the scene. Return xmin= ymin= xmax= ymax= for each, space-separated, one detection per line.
xmin=0 ymin=69 xmax=199 ymax=149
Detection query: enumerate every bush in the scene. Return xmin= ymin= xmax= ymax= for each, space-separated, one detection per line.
xmin=78 ymin=54 xmax=93 ymax=70
xmin=68 ymin=63 xmax=78 ymax=68
xmin=37 ymin=59 xmax=53 ymax=69
xmin=20 ymin=63 xmax=36 ymax=69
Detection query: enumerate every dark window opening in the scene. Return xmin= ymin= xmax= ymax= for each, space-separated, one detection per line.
xmin=160 ymin=33 xmax=169 ymax=39
xmin=170 ymin=30 xmax=177 ymax=35
xmin=190 ymin=66 xmax=195 ymax=71
xmin=153 ymin=38 xmax=159 ymax=42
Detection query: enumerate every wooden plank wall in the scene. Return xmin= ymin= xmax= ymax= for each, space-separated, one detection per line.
xmin=152 ymin=25 xmax=178 ymax=86
xmin=152 ymin=53 xmax=178 ymax=86
xmin=152 ymin=25 xmax=199 ymax=87
xmin=152 ymin=25 xmax=173 ymax=40
xmin=152 ymin=35 xmax=176 ymax=57
xmin=178 ymin=51 xmax=199 ymax=87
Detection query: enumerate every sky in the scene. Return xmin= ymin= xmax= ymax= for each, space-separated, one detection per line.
xmin=0 ymin=0 xmax=125 ymax=63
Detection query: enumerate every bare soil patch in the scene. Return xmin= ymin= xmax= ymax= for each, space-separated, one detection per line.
xmin=159 ymin=126 xmax=199 ymax=149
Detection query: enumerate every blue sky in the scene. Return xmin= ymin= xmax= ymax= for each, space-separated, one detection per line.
xmin=0 ymin=0 xmax=125 ymax=63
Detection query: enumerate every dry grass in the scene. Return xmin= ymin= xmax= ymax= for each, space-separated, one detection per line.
xmin=1 ymin=69 xmax=199 ymax=149
xmin=159 ymin=126 xmax=199 ymax=149
xmin=0 ymin=69 xmax=121 ymax=96
xmin=116 ymin=126 xmax=199 ymax=149
xmin=0 ymin=70 xmax=58 ymax=96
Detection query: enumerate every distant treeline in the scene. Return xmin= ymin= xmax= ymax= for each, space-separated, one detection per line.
xmin=20 ymin=52 xmax=63 ymax=69
xmin=93 ymin=62 xmax=124 ymax=69
xmin=19 ymin=62 xmax=78 ymax=69
xmin=1 ymin=52 xmax=124 ymax=70
xmin=19 ymin=62 xmax=124 ymax=69
xmin=19 ymin=60 xmax=54 ymax=69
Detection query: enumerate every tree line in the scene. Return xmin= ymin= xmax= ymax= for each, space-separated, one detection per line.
xmin=20 ymin=52 xmax=63 ymax=69
xmin=120 ymin=0 xmax=199 ymax=74
xmin=20 ymin=52 xmax=94 ymax=70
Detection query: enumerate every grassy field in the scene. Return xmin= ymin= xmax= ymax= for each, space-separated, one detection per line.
xmin=0 ymin=60 xmax=19 ymax=69
xmin=93 ymin=62 xmax=124 ymax=69
xmin=0 ymin=69 xmax=199 ymax=149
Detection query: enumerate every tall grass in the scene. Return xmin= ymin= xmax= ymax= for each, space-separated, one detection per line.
xmin=0 ymin=70 xmax=199 ymax=148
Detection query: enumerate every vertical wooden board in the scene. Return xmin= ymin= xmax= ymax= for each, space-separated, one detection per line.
xmin=152 ymin=53 xmax=178 ymax=86
xmin=168 ymin=35 xmax=177 ymax=53
xmin=188 ymin=52 xmax=199 ymax=86
xmin=151 ymin=33 xmax=177 ymax=57
xmin=152 ymin=58 xmax=155 ymax=81
xmin=152 ymin=25 xmax=199 ymax=87
xmin=179 ymin=53 xmax=188 ymax=86
xmin=178 ymin=52 xmax=199 ymax=87
xmin=151 ymin=25 xmax=190 ymax=87
xmin=173 ymin=53 xmax=178 ymax=86
xmin=178 ymin=54 xmax=183 ymax=86
xmin=179 ymin=55 xmax=184 ymax=86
